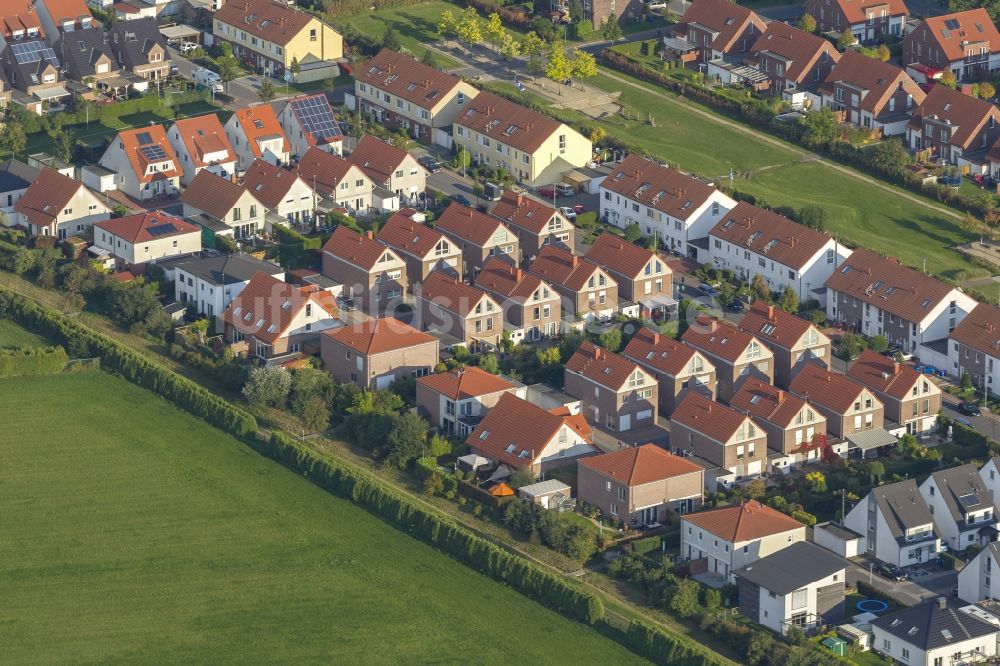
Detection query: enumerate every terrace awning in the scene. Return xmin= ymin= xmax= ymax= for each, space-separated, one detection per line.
xmin=640 ymin=294 xmax=678 ymax=310
xmin=847 ymin=428 xmax=897 ymax=452
xmin=662 ymin=36 xmax=698 ymax=52
xmin=34 ymin=86 xmax=70 ymax=101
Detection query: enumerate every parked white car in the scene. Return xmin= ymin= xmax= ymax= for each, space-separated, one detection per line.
xmin=179 ymin=41 xmax=199 ymax=55
xmin=558 ymin=206 xmax=577 ymax=221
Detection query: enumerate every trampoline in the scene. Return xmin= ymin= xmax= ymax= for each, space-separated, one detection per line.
xmin=856 ymin=599 xmax=889 ymax=613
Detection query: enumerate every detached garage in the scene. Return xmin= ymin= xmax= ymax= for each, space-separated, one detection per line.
xmin=813 ymin=522 xmax=864 ymax=559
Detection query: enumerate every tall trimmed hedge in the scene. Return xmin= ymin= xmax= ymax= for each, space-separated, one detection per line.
xmin=0 ymin=345 xmax=68 ymax=377
xmin=257 ymin=431 xmax=605 ymax=626
xmin=625 ymin=619 xmax=729 ymax=666
xmin=0 ymin=290 xmax=256 ymax=438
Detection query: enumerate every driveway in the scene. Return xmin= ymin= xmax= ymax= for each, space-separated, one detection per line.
xmin=847 ymin=557 xmax=958 ymax=606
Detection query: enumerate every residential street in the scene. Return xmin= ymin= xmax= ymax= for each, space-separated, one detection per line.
xmin=846 ymin=558 xmax=958 ymax=606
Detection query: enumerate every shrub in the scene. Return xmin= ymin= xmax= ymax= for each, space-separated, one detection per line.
xmin=631 ymin=535 xmax=662 ymax=556
xmin=0 ymin=345 xmax=68 ymax=377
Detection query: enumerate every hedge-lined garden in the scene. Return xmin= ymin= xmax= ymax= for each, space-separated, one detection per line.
xmin=0 ymin=345 xmax=68 ymax=377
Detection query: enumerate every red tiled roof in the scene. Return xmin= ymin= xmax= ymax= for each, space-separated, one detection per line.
xmin=565 ymin=340 xmax=650 ymax=391
xmin=172 ymin=114 xmax=234 ymax=168
xmin=377 ymin=211 xmax=450 ymax=259
xmin=357 ymin=49 xmax=469 ymax=111
xmin=683 ymin=499 xmax=804 ymax=543
xmin=680 ymin=0 xmax=765 ymax=53
xmin=789 ymin=362 xmax=875 ymax=414
xmin=14 ymin=168 xmax=85 ymax=230
xmin=0 ymin=1 xmax=43 ymax=40
xmin=179 ymin=170 xmax=253 ymax=221
xmin=95 ymin=210 xmax=198 ymax=244
xmin=296 ymin=146 xmax=362 ymax=198
xmin=222 ymin=271 xmax=337 ymax=345
xmin=585 ymin=232 xmax=670 ymax=281
xmin=730 ymin=376 xmax=812 ymax=428
xmin=824 ymin=249 xmax=955 ymax=324
xmin=116 ymin=124 xmax=180 ymax=184
xmin=681 ymin=315 xmax=769 ymax=364
xmin=491 ymin=190 xmax=564 ymax=236
xmin=671 ymin=391 xmax=757 ymax=444
xmin=623 ymin=326 xmax=705 ymax=377
xmin=907 ymin=84 xmax=1000 ymax=149
xmin=601 ymin=154 xmax=720 ymax=221
xmin=580 ymin=443 xmax=703 ymax=486
xmin=831 ymin=0 xmax=908 ymax=23
xmin=528 ymin=244 xmax=607 ymax=292
xmin=748 ymin=21 xmax=840 ymax=85
xmin=347 ymin=134 xmax=422 ymax=185
xmin=39 ymin=0 xmax=93 ymax=26
xmin=323 ymin=225 xmax=400 ymax=271
xmin=738 ymin=301 xmax=820 ymax=350
xmin=233 ymin=105 xmax=290 ymax=158
xmin=847 ymin=349 xmax=924 ymax=401
xmin=456 ymin=91 xmax=567 ymax=155
xmin=323 ymin=317 xmax=435 ymax=355
xmin=214 ymin=0 xmax=314 ymax=46
xmin=418 ymin=270 xmax=497 ymax=317
xmin=818 ymin=51 xmax=925 ymax=118
xmin=467 ymin=392 xmax=595 ymax=469
xmin=417 ymin=366 xmax=517 ymax=400
xmin=242 ymin=159 xmax=305 ymax=209
xmin=435 ymin=202 xmax=511 ymax=247
xmin=474 ymin=255 xmax=549 ymax=303
xmin=950 ymin=303 xmax=1000 ymax=357
xmin=913 ymin=9 xmax=1000 ymax=62
xmin=709 ymin=202 xmax=832 ymax=271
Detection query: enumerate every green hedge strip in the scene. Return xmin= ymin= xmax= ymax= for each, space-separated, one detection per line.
xmin=0 ymin=345 xmax=68 ymax=377
xmin=0 ymin=290 xmax=257 ymax=438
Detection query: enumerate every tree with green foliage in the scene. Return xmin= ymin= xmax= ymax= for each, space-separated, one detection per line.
xmin=866 ymin=460 xmax=886 ymax=485
xmin=385 ymin=411 xmax=428 ymax=469
xmin=869 ymin=334 xmax=889 ymax=353
xmin=798 ymin=205 xmax=827 ymax=232
xmin=599 ymin=327 xmax=622 ymax=353
xmin=242 ymin=365 xmax=292 ymax=408
xmin=510 ymin=467 xmax=536 ymax=488
xmin=777 ymin=287 xmax=798 ymax=314
xmin=522 ymin=31 xmax=546 ymax=73
xmin=498 ymin=32 xmax=520 ymax=63
xmin=870 ymin=137 xmax=912 ymax=177
xmin=746 ymin=632 xmax=775 ymax=666
xmin=0 ymin=121 xmax=27 ymax=158
xmin=453 ymin=146 xmax=470 ymax=176
xmin=258 ymin=77 xmax=276 ymax=102
xmin=670 ymin=578 xmax=701 ymax=618
xmin=962 ymin=372 xmax=974 ymax=391
xmin=300 ymin=397 xmax=330 ymax=433
xmin=798 ymin=13 xmax=817 ymax=33
xmin=421 ymin=49 xmax=435 ymax=67
xmin=484 ymin=12 xmax=505 ymax=52
xmin=456 ymin=7 xmax=482 ymax=45
xmin=570 ymin=49 xmax=597 ymax=80
xmin=940 ymin=70 xmax=958 ymax=89
xmin=745 ymin=478 xmax=767 ymax=500
xmin=546 ymin=42 xmax=572 ymax=84
xmin=751 ymin=274 xmax=772 ymax=304
xmin=804 ymin=470 xmax=827 ymax=493
xmin=839 ymin=331 xmax=866 ymax=360
xmin=799 ymin=106 xmax=839 ymax=146
xmin=981 ymin=81 xmax=996 ymax=100
xmin=437 ymin=9 xmax=458 ymax=39
xmin=624 ymin=222 xmax=642 ymax=243
xmin=289 ymin=56 xmax=301 ymax=83
xmin=382 ymin=23 xmax=401 ymax=51
xmin=478 ymin=353 xmax=500 ymax=374
xmin=217 ymin=55 xmax=240 ymax=93
xmin=427 ymin=433 xmax=452 ymax=458
xmin=837 ymin=28 xmax=855 ymax=50
xmin=290 ymin=368 xmax=335 ymax=416
xmin=601 ymin=14 xmax=623 ymax=43
xmin=50 ymin=127 xmax=75 ymax=163
xmin=702 ymin=587 xmax=722 ymax=609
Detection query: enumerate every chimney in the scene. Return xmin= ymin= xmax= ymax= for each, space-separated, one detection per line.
xmin=652 ymin=333 xmax=660 ymax=344
xmin=766 ymin=305 xmax=775 ymax=318
xmin=571 ymin=256 xmax=579 ymax=268
xmin=594 ymin=347 xmax=602 ymax=360
xmin=936 ymin=597 xmax=947 ymax=610
xmin=894 ymin=363 xmax=901 ymax=375
xmin=708 ymin=319 xmax=718 ymax=332
xmin=516 ymin=194 xmax=524 ymax=206
xmin=365 ymin=231 xmax=374 ymax=240
xmin=777 ymin=390 xmax=784 ymax=402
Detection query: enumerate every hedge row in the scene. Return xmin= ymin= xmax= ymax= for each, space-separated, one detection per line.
xmin=257 ymin=431 xmax=605 ymax=624
xmin=631 ymin=535 xmax=662 ymax=556
xmin=0 ymin=290 xmax=257 ymax=438
xmin=458 ymin=478 xmax=515 ymax=509
xmin=625 ymin=619 xmax=729 ymax=666
xmin=0 ymin=345 xmax=68 ymax=377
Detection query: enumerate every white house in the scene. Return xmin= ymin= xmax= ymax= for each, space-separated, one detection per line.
xmin=707 ymin=202 xmax=850 ymax=303
xmin=98 ymin=124 xmax=181 ymax=200
xmin=0 ymin=159 xmax=39 ymax=216
xmin=958 ymin=542 xmax=1000 ymax=604
xmin=826 ymin=249 xmax=978 ymax=353
xmin=278 ymin=93 xmax=344 ymax=158
xmin=872 ymin=597 xmax=999 ymax=666
xmin=94 ymin=210 xmax=201 ymax=266
xmin=599 ymin=153 xmax=736 ymax=259
xmin=296 ymin=146 xmax=374 ymax=215
xmin=981 ymin=456 xmax=1000 ymax=505
xmin=242 ymin=159 xmax=316 ymax=226
xmin=949 ymin=303 xmax=1000 ymax=389
xmin=224 ymin=105 xmax=291 ymax=171
xmin=346 ymin=134 xmax=426 ymax=208
xmin=167 ymin=114 xmax=237 ymax=187
xmin=12 ymin=167 xmax=109 ymax=238
xmin=844 ymin=479 xmax=940 ymax=567
xmin=179 ymin=170 xmax=265 ymax=240
xmin=920 ymin=464 xmax=998 ymax=552
xmin=736 ymin=541 xmax=846 ymax=635
xmin=171 ymin=253 xmax=284 ymax=318
xmin=680 ymin=500 xmax=807 ymax=582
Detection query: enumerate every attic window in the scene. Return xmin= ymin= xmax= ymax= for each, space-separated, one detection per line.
xmin=941 ymin=629 xmax=953 ymax=641
xmin=873 ymin=280 xmax=884 ymax=290
xmin=243 ymin=311 xmax=253 ymax=321
xmin=749 ymin=394 xmax=761 ymax=405
xmin=614 ymin=171 xmax=625 ymax=181
xmin=763 ymin=239 xmax=778 ymax=253
xmin=891 ymin=619 xmax=902 ymax=627
xmin=479 ymin=430 xmax=490 ymax=440
xmin=266 ymin=324 xmax=277 ymax=334
xmin=232 ymin=306 xmax=242 ymax=316
xmin=281 ymin=300 xmax=291 ymax=309
xmin=260 ymin=19 xmax=270 ymax=28
xmin=407 ymin=83 xmax=417 ymax=92
xmin=723 ymin=219 xmax=734 ymax=229
xmin=944 ymin=103 xmax=953 ymax=112
xmin=682 ymin=200 xmax=693 ymax=209
xmin=841 ymin=265 xmax=852 ymax=274
xmin=921 ymin=299 xmax=931 ymax=308
xmin=504 ymin=124 xmax=517 ymax=136
xmin=505 ymin=443 xmax=516 ymax=453
xmin=255 ymin=318 xmax=265 ymax=328
xmin=253 ymin=119 xmax=264 ymax=129
xmin=518 ymin=450 xmax=531 ymax=459
xmin=646 ymin=351 xmax=655 ymax=360
xmin=368 ymin=66 xmax=379 ymax=74
xmin=725 ymin=17 xmax=734 ymax=25
xmin=749 ymin=231 xmax=762 ymax=243
xmin=907 ymin=627 xmax=918 ymax=636
xmin=255 ymin=184 xmax=263 ymax=191
xmin=886 ymin=286 xmax=897 ymax=295
xmin=386 ymin=74 xmax=398 ymax=83
xmin=760 ymin=323 xmax=776 ymax=335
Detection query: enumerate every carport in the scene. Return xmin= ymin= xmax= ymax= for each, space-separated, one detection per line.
xmin=847 ymin=429 xmax=897 ymax=459
xmin=159 ymin=24 xmax=201 ymax=44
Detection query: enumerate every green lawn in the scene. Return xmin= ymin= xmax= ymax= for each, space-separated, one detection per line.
xmin=0 ymin=318 xmax=48 ymax=348
xmin=337 ymin=2 xmax=467 ymax=69
xmin=571 ymin=69 xmax=986 ymax=279
xmin=0 ymin=371 xmax=644 ymax=664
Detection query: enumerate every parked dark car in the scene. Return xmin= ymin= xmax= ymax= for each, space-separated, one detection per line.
xmin=418 ymin=156 xmax=441 ymax=173
xmin=959 ymin=401 xmax=982 ymax=417
xmin=874 ymin=562 xmax=907 ymax=581
xmin=698 ymin=283 xmax=720 ymax=297
xmin=728 ymin=300 xmax=744 ymax=312
xmin=450 ymin=193 xmax=472 ymax=207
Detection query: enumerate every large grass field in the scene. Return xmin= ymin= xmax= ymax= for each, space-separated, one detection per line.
xmin=0 ymin=370 xmax=643 ymax=663
xmin=563 ymin=69 xmax=986 ymax=280
xmin=0 ymin=318 xmax=49 ymax=347
xmin=337 ymin=2 xmax=466 ymax=68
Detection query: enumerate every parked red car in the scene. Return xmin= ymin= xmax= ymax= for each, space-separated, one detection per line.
xmin=537 ymin=185 xmax=558 ymax=199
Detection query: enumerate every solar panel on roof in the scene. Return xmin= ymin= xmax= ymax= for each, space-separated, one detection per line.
xmin=146 ymin=223 xmax=178 ymax=236
xmin=136 ymin=131 xmax=153 ymax=145
xmin=291 ymin=96 xmax=342 ymax=143
xmin=10 ymin=41 xmax=59 ymax=67
xmin=959 ymin=494 xmax=980 ymax=508
xmin=140 ymin=145 xmax=167 ymax=161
